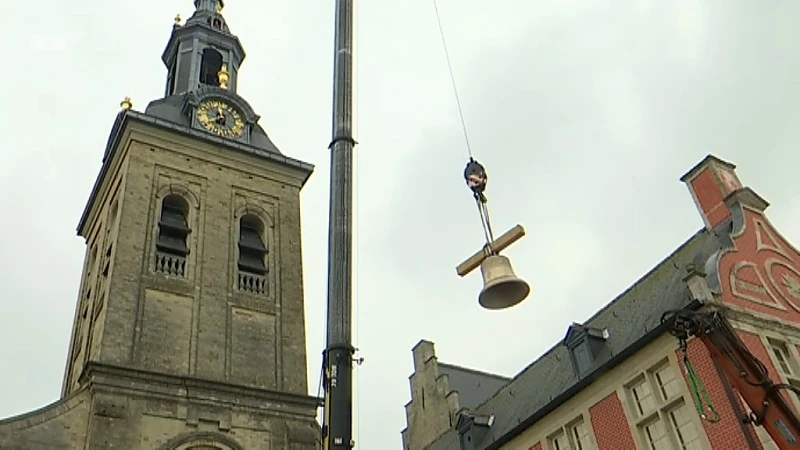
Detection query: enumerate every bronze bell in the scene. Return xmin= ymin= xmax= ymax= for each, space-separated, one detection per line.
xmin=478 ymin=254 xmax=530 ymax=310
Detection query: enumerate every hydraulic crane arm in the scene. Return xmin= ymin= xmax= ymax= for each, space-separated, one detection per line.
xmin=662 ymin=308 xmax=800 ymax=449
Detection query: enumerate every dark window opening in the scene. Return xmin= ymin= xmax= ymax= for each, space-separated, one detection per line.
xmin=175 ymin=48 xmax=193 ymax=94
xmin=199 ymin=48 xmax=223 ymax=86
xmin=238 ymin=214 xmax=267 ymax=275
xmin=167 ymin=69 xmax=175 ymax=96
xmin=209 ymin=17 xmax=223 ymax=30
xmin=166 ymin=54 xmax=177 ymax=95
xmin=572 ymin=343 xmax=593 ymax=375
xmin=156 ymin=194 xmax=190 ymax=256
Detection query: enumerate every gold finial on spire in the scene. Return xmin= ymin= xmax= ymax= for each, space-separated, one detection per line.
xmin=120 ymin=96 xmax=133 ymax=110
xmin=218 ymin=65 xmax=229 ymax=89
xmin=174 ymin=14 xmax=182 ymax=26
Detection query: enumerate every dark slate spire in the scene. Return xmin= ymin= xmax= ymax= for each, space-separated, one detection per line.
xmin=143 ymin=1 xmax=283 ymax=154
xmin=161 ymin=0 xmax=245 ymax=97
xmin=195 ymin=0 xmax=223 ymax=13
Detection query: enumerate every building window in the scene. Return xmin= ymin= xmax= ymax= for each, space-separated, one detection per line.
xmin=767 ymin=338 xmax=800 ymax=406
xmin=548 ymin=430 xmax=569 ymax=450
xmin=199 ymin=48 xmax=223 ymax=86
xmin=666 ymin=403 xmax=702 ymax=449
xmin=547 ymin=416 xmax=596 ymax=450
xmin=237 ymin=214 xmax=267 ymax=295
xmin=155 ymin=194 xmax=190 ymax=276
xmin=630 ymin=376 xmax=656 ymax=416
xmin=769 ymin=339 xmax=798 ymax=377
xmin=569 ymin=418 xmax=593 ymax=450
xmin=625 ymin=360 xmax=704 ymax=450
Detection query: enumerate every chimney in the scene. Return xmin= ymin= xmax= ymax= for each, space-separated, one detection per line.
xmin=680 ymin=155 xmax=767 ymax=230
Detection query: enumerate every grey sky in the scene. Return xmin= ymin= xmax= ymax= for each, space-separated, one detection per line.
xmin=1 ymin=1 xmax=799 ymax=448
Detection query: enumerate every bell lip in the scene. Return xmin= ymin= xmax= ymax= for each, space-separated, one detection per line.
xmin=478 ymin=280 xmax=531 ymax=310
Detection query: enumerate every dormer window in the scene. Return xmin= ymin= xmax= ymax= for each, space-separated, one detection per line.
xmin=563 ymin=322 xmax=610 ymax=377
xmin=199 ymin=48 xmax=223 ymax=86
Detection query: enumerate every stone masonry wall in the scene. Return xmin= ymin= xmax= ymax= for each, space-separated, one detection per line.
xmin=402 ymin=341 xmax=461 ymax=450
xmin=0 ymin=389 xmax=91 ymax=449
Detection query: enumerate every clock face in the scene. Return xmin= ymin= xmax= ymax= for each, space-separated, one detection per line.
xmin=197 ymin=99 xmax=245 ymax=138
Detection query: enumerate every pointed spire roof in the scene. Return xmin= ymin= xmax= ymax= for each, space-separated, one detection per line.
xmin=139 ymin=0 xmax=288 ymax=156
xmin=184 ymin=0 xmax=231 ymax=33
xmin=195 ymin=0 xmax=224 ymax=13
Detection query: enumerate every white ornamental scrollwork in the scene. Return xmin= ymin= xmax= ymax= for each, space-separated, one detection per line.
xmin=765 ymin=258 xmax=800 ymax=313
xmin=729 ymin=260 xmax=785 ymax=310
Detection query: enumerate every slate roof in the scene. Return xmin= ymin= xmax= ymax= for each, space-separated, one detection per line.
xmin=437 ymin=363 xmax=511 ymax=411
xmin=429 ymin=430 xmax=463 ymax=450
xmin=426 ymin=228 xmax=723 ymax=449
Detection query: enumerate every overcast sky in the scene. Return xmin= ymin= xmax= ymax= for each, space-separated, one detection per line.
xmin=1 ymin=1 xmax=799 ymax=448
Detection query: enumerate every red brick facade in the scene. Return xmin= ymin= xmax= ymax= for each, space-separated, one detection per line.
xmin=687 ymin=168 xmax=732 ymax=228
xmin=403 ymin=157 xmax=800 ymax=450
xmin=677 ymin=155 xmax=800 ymax=449
xmin=588 ymin=392 xmax=637 ymax=450
xmin=579 ymin=156 xmax=800 ymax=450
xmin=718 ymin=208 xmax=800 ymax=324
xmin=568 ymin=158 xmax=800 ymax=450
xmin=675 ymin=338 xmax=755 ymax=449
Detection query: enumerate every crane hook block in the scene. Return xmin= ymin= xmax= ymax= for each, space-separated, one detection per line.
xmin=464 ymin=158 xmax=488 ymax=199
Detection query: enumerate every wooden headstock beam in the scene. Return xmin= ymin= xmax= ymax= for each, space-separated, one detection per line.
xmin=456 ymin=224 xmax=526 ymax=277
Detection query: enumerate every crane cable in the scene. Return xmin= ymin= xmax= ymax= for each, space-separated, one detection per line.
xmin=432 ymin=0 xmax=473 ymax=159
xmin=432 ymin=0 xmax=497 ymax=251
xmin=680 ymin=344 xmax=721 ymax=423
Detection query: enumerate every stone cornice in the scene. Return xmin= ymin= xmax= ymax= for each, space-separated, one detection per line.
xmin=80 ymin=362 xmax=322 ymax=418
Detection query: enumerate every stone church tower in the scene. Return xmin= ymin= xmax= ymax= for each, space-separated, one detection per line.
xmin=0 ymin=1 xmax=321 ymax=448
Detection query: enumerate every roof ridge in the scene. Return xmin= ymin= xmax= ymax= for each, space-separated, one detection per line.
xmin=438 ymin=362 xmax=511 ymax=381
xmin=580 ymin=227 xmax=706 ymax=326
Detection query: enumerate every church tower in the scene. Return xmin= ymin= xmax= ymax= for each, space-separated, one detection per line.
xmin=0 ymin=2 xmax=320 ymax=449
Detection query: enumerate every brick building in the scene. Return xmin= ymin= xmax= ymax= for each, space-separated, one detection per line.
xmin=402 ymin=155 xmax=799 ymax=450
xmin=0 ymin=2 xmax=321 ymax=448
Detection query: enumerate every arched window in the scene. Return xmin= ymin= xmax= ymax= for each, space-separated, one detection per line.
xmin=158 ymin=431 xmax=243 ymax=450
xmin=104 ymin=200 xmax=119 ymax=265
xmin=238 ymin=214 xmax=266 ymax=275
xmin=209 ymin=16 xmax=224 ymax=30
xmin=199 ymin=48 xmax=223 ymax=86
xmin=155 ymin=195 xmax=190 ymax=276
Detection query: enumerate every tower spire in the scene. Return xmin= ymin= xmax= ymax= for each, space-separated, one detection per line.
xmin=160 ymin=0 xmax=243 ymax=96
xmin=194 ymin=0 xmax=223 ymax=13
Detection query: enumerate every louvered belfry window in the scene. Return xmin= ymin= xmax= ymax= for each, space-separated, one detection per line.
xmin=238 ymin=214 xmax=267 ymax=275
xmin=156 ymin=195 xmax=190 ymax=256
